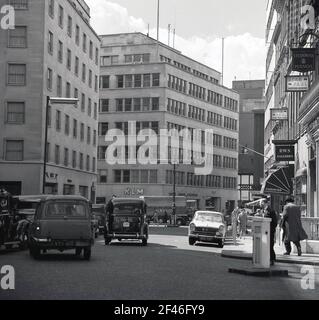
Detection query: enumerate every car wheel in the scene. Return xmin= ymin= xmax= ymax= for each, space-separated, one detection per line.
xmin=29 ymin=246 xmax=41 ymax=259
xmin=83 ymin=247 xmax=91 ymax=260
xmin=176 ymin=219 xmax=183 ymax=226
xmin=188 ymin=238 xmax=196 ymax=246
xmin=142 ymin=238 xmax=147 ymax=246
xmin=105 ymin=238 xmax=111 ymax=245
xmin=75 ymin=248 xmax=82 ymax=256
xmin=218 ymin=239 xmax=224 ymax=248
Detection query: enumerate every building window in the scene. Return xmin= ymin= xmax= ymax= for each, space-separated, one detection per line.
xmin=143 ymin=74 xmax=151 ymax=87
xmin=82 ymin=63 xmax=86 ymax=82
xmin=67 ymin=16 xmax=72 ymax=37
xmin=65 ymin=114 xmax=70 ymax=135
xmin=56 ymin=110 xmax=61 ymax=131
xmin=88 ymin=98 xmax=92 ymax=116
xmin=5 ymin=140 xmax=23 ymax=161
xmin=75 ymin=25 xmax=80 ymax=45
xmin=101 ymin=55 xmax=119 ymax=66
xmin=125 ymin=75 xmax=133 ymax=88
xmin=58 ymin=5 xmax=64 ymax=28
xmin=75 ymin=56 xmax=79 ymax=76
xmin=66 ymin=82 xmax=71 ymax=98
xmin=114 ymin=170 xmax=121 ymax=183
xmin=89 ymin=70 xmax=92 ymax=88
xmin=116 ymin=99 xmax=123 ymax=112
xmin=55 ymin=145 xmax=60 ymax=164
xmin=134 ymin=74 xmax=142 ymax=88
xmin=8 ymin=26 xmax=27 ymax=48
xmin=100 ymin=75 xmax=109 ymax=89
xmin=123 ymin=170 xmax=130 ymax=183
xmin=64 ymin=148 xmax=69 ymax=166
xmin=152 ymin=97 xmax=159 ymax=111
xmin=99 ymin=122 xmax=108 ymax=136
xmin=152 ymin=73 xmax=160 ymax=86
xmin=95 ymin=48 xmax=99 ymax=65
xmin=48 ymin=0 xmax=54 ymax=17
xmin=73 ymin=119 xmax=77 ymax=138
xmin=8 ymin=0 xmax=28 ymax=9
xmin=81 ymin=93 xmax=85 ymax=112
xmin=47 ymin=68 xmax=53 ymax=90
xmin=72 ymin=150 xmax=77 ymax=168
xmin=93 ymin=157 xmax=96 ymax=172
xmin=86 ymin=155 xmax=90 ymax=171
xmin=99 ymin=99 xmax=109 ymax=112
xmin=95 ymin=75 xmax=98 ymax=92
xmin=94 ymin=102 xmax=97 ymax=120
xmin=58 ymin=41 xmax=63 ymax=63
xmin=48 ymin=31 xmax=53 ymax=54
xmin=89 ymin=41 xmax=93 ymax=59
xmin=57 ymin=75 xmax=62 ymax=97
xmin=93 ymin=130 xmax=97 ymax=146
xmin=67 ymin=49 xmax=71 ymax=70
xmin=98 ymin=146 xmax=107 ymax=160
xmin=79 ymin=153 xmax=83 ymax=170
xmin=98 ymin=170 xmax=107 ymax=183
xmin=80 ymin=123 xmax=84 ymax=141
xmin=7 ymin=64 xmax=26 ymax=86
xmin=116 ymin=75 xmax=124 ymax=88
xmin=82 ymin=33 xmax=87 ymax=52
xmin=87 ymin=126 xmax=91 ymax=144
xmin=6 ymin=102 xmax=25 ymax=124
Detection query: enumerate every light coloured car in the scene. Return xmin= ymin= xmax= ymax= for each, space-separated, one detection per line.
xmin=188 ymin=211 xmax=226 ymax=248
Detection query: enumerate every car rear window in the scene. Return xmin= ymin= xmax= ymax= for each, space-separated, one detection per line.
xmin=113 ymin=203 xmax=143 ymax=215
xmin=45 ymin=201 xmax=88 ymax=218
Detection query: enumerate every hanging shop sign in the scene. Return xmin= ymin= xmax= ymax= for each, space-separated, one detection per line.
xmin=285 ymin=75 xmax=309 ymax=92
xmin=270 ymin=108 xmax=288 ymax=121
xmin=291 ymin=48 xmax=316 ymax=72
xmin=273 ymin=140 xmax=296 ymax=162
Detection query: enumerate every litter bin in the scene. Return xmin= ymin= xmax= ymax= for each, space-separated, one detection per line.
xmin=252 ymin=217 xmax=271 ymax=268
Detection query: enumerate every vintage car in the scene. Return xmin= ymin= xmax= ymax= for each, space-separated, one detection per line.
xmin=104 ymin=198 xmax=148 ymax=246
xmin=188 ymin=211 xmax=226 ymax=248
xmin=91 ymin=204 xmax=106 ymax=235
xmin=28 ymin=195 xmax=94 ymax=260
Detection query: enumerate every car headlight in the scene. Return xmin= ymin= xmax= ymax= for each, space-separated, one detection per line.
xmin=189 ymin=223 xmax=196 ymax=232
xmin=219 ymin=225 xmax=225 ymax=233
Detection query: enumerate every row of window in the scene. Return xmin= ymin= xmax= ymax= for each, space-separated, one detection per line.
xmin=47 ymin=143 xmax=96 ymax=172
xmin=100 ymin=53 xmax=151 ymax=67
xmin=168 ymin=74 xmax=187 ymax=93
xmin=115 ymin=97 xmax=159 ymax=112
xmin=48 ymin=0 xmax=99 ymax=65
xmin=160 ymin=55 xmax=219 ymax=84
xmin=47 ymin=32 xmax=99 ymax=91
xmin=48 ymin=109 xmax=97 ymax=146
xmin=224 ymin=116 xmax=238 ymax=131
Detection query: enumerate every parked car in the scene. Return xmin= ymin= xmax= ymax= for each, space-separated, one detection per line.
xmin=188 ymin=211 xmax=226 ymax=248
xmin=104 ymin=198 xmax=148 ymax=246
xmin=91 ymin=204 xmax=106 ymax=235
xmin=28 ymin=195 xmax=94 ymax=260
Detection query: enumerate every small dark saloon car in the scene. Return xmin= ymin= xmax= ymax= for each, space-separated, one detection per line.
xmin=104 ymin=198 xmax=148 ymax=246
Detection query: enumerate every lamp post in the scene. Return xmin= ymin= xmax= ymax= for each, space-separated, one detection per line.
xmin=42 ymin=96 xmax=78 ymax=194
xmin=173 ymin=162 xmax=176 ymax=225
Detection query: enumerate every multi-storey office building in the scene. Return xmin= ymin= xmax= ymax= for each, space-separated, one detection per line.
xmin=232 ymin=80 xmax=265 ymax=205
xmin=0 ymin=0 xmax=100 ymax=198
xmin=97 ymin=33 xmax=239 ymax=211
xmin=264 ymin=0 xmax=319 ymax=216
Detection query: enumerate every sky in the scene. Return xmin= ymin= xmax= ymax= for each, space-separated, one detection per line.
xmin=85 ymin=0 xmax=267 ymax=87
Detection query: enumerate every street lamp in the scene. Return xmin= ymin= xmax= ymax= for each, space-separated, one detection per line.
xmin=42 ymin=96 xmax=78 ymax=194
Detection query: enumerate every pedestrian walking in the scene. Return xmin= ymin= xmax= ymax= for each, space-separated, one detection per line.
xmin=262 ymin=197 xmax=278 ymax=265
xmin=281 ymin=196 xmax=308 ymax=256
xmin=231 ymin=207 xmax=239 ymax=245
xmin=238 ymin=209 xmax=247 ymax=239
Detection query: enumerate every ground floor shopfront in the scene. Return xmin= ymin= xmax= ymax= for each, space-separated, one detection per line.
xmin=0 ymin=162 xmax=97 ymax=201
xmin=96 ymin=183 xmax=238 ymax=213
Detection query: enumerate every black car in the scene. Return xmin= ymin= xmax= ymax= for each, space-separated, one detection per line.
xmin=104 ymin=198 xmax=148 ymax=246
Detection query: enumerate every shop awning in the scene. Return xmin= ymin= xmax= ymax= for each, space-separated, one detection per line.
xmin=261 ymin=165 xmax=294 ymax=195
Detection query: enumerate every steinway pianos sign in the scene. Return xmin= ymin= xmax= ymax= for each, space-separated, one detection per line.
xmin=291 ymin=48 xmax=316 ymax=73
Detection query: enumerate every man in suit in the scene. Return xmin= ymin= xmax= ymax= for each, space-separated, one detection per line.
xmin=281 ymin=196 xmax=308 ymax=256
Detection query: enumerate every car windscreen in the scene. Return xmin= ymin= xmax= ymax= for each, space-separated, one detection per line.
xmin=112 ymin=203 xmax=143 ymax=215
xmin=195 ymin=212 xmax=222 ymax=223
xmin=45 ymin=201 xmax=88 ymax=218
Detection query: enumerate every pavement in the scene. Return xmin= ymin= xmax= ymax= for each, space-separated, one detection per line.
xmin=221 ymin=235 xmax=319 ymax=266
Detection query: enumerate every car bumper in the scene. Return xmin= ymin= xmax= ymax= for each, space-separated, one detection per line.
xmin=189 ymin=233 xmax=224 ymax=242
xmin=30 ymin=237 xmax=93 ymax=248
xmin=106 ymin=233 xmax=147 ymax=240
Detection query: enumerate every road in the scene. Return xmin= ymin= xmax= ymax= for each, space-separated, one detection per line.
xmin=0 ymin=226 xmax=318 ymax=300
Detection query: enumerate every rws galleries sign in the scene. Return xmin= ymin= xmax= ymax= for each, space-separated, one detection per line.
xmin=285 ymin=75 xmax=309 ymax=92
xmin=275 ymin=145 xmax=295 ymax=162
xmin=271 ymin=108 xmax=288 ymax=121
xmin=291 ymin=48 xmax=316 ymax=72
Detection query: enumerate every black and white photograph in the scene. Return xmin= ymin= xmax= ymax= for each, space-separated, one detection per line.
xmin=0 ymin=0 xmax=319 ymax=309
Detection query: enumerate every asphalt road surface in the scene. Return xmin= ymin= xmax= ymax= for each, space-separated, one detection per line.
xmin=0 ymin=227 xmax=318 ymax=300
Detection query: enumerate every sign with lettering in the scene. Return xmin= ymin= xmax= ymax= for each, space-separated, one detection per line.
xmin=291 ymin=48 xmax=316 ymax=72
xmin=271 ymin=108 xmax=288 ymax=121
xmin=285 ymin=76 xmax=309 ymax=92
xmin=124 ymin=188 xmax=144 ymax=196
xmin=275 ymin=145 xmax=295 ymax=161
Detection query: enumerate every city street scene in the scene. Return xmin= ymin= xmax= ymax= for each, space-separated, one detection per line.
xmin=1 ymin=0 xmax=319 ymax=306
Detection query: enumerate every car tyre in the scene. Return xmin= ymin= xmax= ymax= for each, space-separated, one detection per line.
xmin=75 ymin=248 xmax=82 ymax=256
xmin=83 ymin=247 xmax=91 ymax=260
xmin=188 ymin=238 xmax=196 ymax=246
xmin=142 ymin=238 xmax=147 ymax=246
xmin=29 ymin=246 xmax=41 ymax=259
xmin=218 ymin=239 xmax=224 ymax=248
xmin=105 ymin=238 xmax=111 ymax=245
xmin=176 ymin=219 xmax=183 ymax=226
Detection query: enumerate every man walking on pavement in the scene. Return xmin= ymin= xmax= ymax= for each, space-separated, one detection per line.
xmin=262 ymin=196 xmax=277 ymax=265
xmin=281 ymin=196 xmax=308 ymax=256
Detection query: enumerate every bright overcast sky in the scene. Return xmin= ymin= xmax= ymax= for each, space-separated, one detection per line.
xmin=86 ymin=0 xmax=267 ymax=87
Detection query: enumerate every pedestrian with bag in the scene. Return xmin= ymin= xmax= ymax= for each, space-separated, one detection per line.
xmin=281 ymin=196 xmax=308 ymax=256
